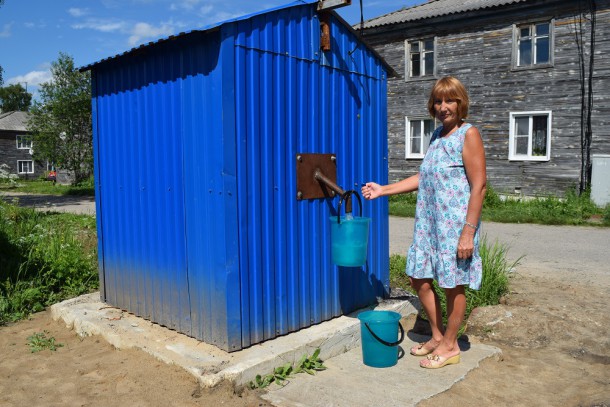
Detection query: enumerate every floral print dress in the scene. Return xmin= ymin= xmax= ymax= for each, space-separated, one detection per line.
xmin=406 ymin=123 xmax=482 ymax=290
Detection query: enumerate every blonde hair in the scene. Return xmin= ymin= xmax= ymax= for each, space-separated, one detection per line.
xmin=427 ymin=76 xmax=470 ymax=120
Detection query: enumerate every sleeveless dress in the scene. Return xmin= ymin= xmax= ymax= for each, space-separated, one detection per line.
xmin=406 ymin=123 xmax=482 ymax=290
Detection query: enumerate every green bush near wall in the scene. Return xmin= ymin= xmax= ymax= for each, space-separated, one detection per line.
xmin=0 ymin=201 xmax=98 ymax=324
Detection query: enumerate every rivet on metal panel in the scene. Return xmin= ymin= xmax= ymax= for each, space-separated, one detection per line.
xmin=331 ymin=155 xmax=336 ymax=163
xmin=297 ymin=191 xmax=303 ymax=200
xmin=297 ymin=155 xmax=302 ymax=162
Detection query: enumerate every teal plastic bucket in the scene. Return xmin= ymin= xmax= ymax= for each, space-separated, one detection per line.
xmin=358 ymin=310 xmax=404 ymax=368
xmin=330 ymin=190 xmax=370 ymax=267
xmin=330 ymin=216 xmax=370 ymax=266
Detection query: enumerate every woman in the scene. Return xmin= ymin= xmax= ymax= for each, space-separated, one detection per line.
xmin=362 ymin=76 xmax=486 ymax=369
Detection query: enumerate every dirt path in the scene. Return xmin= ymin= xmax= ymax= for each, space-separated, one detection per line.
xmin=1 ymin=219 xmax=609 ymax=406
xmin=0 ymin=191 xmax=96 ymax=215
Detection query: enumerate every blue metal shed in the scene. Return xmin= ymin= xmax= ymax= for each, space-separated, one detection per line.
xmin=83 ymin=0 xmax=394 ymax=351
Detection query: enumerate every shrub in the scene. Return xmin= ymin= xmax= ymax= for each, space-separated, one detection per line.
xmin=483 ymin=185 xmax=502 ymax=208
xmin=0 ymin=163 xmax=19 ymax=187
xmin=603 ymin=204 xmax=610 ymax=226
xmin=0 ymin=200 xmax=98 ymax=324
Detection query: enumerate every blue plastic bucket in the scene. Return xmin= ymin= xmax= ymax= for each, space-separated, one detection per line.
xmin=330 ymin=190 xmax=370 ymax=267
xmin=358 ymin=310 xmax=404 ymax=368
xmin=330 ymin=216 xmax=370 ymax=266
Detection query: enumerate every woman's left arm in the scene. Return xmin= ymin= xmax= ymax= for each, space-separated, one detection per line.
xmin=458 ymin=126 xmax=487 ymax=259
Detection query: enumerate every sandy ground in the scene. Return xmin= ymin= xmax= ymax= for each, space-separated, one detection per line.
xmin=2 ymin=270 xmax=608 ymax=407
xmin=1 ymin=199 xmax=609 ymax=406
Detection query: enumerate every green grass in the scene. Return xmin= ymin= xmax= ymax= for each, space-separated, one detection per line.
xmin=389 ymin=185 xmax=609 ymax=226
xmin=0 ymin=200 xmax=98 ymax=325
xmin=249 ymin=348 xmax=326 ymax=389
xmin=27 ymin=330 xmax=64 ymax=353
xmin=389 ymin=237 xmax=518 ymax=334
xmin=0 ymin=177 xmax=95 ymax=196
xmin=388 ymin=192 xmax=417 ymax=218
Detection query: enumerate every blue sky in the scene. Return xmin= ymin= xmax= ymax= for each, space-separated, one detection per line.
xmin=0 ymin=0 xmax=423 ymax=99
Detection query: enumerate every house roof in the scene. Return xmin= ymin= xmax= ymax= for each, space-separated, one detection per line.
xmin=0 ymin=111 xmax=29 ymax=132
xmin=359 ymin=0 xmax=528 ymax=29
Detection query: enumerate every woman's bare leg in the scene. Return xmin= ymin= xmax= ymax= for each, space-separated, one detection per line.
xmin=419 ymin=285 xmax=465 ymax=367
xmin=410 ymin=278 xmax=444 ymax=348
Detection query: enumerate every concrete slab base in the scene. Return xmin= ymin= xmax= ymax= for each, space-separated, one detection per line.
xmin=50 ymin=292 xmax=421 ymax=388
xmin=262 ymin=334 xmax=502 ymax=407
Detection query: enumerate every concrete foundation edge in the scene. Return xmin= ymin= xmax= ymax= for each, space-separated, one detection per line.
xmin=50 ymin=292 xmax=419 ymax=388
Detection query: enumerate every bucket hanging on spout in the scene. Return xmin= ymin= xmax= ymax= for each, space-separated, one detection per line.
xmin=330 ymin=190 xmax=370 ymax=267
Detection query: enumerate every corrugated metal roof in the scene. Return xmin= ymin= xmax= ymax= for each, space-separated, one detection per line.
xmin=80 ymin=0 xmax=317 ymax=71
xmin=360 ymin=0 xmax=529 ymax=29
xmin=81 ymin=0 xmax=398 ymax=77
xmin=0 ymin=111 xmax=29 ymax=132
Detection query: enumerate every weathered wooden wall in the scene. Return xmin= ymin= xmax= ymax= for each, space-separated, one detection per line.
xmin=0 ymin=132 xmax=46 ymax=179
xmin=364 ymin=0 xmax=610 ymax=196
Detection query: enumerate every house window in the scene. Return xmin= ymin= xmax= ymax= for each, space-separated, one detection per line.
xmin=509 ymin=111 xmax=552 ymax=161
xmin=16 ymin=135 xmax=33 ymax=149
xmin=406 ymin=38 xmax=435 ymax=79
xmin=405 ymin=117 xmax=435 ymax=158
xmin=18 ymin=160 xmax=34 ymax=174
xmin=514 ymin=22 xmax=553 ymax=68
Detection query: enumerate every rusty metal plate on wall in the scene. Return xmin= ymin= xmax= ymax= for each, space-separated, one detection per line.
xmin=296 ymin=153 xmax=337 ymax=200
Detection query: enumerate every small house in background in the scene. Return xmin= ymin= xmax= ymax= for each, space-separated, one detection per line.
xmin=81 ymin=0 xmax=394 ymax=351
xmin=359 ymin=0 xmax=610 ymax=197
xmin=0 ymin=111 xmax=45 ymax=179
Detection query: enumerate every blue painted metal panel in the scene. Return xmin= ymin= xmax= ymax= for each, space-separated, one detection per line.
xmin=89 ymin=1 xmax=389 ymax=351
xmin=93 ymin=40 xmax=194 ymax=335
xmin=232 ymin=7 xmax=389 ymax=344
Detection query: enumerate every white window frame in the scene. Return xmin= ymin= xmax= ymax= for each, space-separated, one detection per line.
xmin=405 ymin=37 xmax=436 ymax=80
xmin=513 ymin=20 xmax=554 ymax=69
xmin=16 ymin=134 xmax=33 ymax=149
xmin=17 ymin=160 xmax=34 ymax=174
xmin=405 ymin=116 xmax=436 ymax=159
xmin=509 ymin=111 xmax=552 ymax=161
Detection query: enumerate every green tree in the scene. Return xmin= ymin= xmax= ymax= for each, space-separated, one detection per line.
xmin=0 ymin=83 xmax=32 ymax=111
xmin=27 ymin=53 xmax=92 ymax=184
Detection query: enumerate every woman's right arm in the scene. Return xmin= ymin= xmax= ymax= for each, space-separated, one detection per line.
xmin=361 ymin=173 xmax=420 ymax=200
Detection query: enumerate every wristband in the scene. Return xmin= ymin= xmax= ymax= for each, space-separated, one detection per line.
xmin=464 ymin=221 xmax=478 ymax=230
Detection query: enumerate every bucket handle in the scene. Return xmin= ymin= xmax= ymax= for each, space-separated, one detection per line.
xmin=337 ymin=190 xmax=363 ymax=224
xmin=364 ymin=321 xmax=405 ymax=347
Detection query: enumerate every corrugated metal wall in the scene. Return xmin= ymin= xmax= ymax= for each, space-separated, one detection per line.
xmin=91 ymin=2 xmax=389 ymax=351
xmin=230 ymin=7 xmax=389 ymax=348
xmin=93 ymin=54 xmax=192 ymax=334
